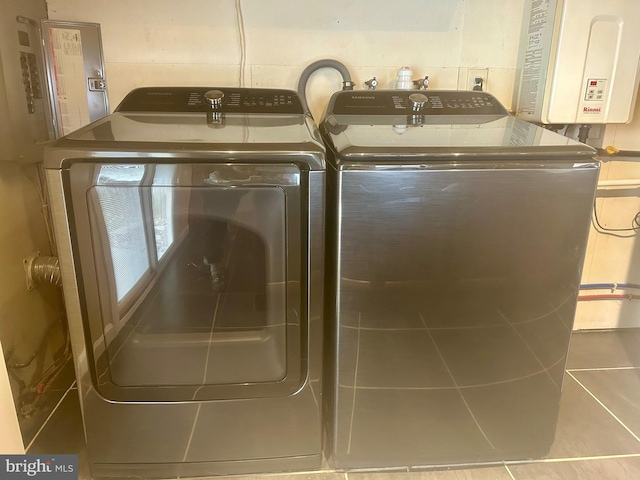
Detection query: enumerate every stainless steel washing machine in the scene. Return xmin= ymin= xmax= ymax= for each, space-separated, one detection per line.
xmin=320 ymin=90 xmax=599 ymax=469
xmin=45 ymin=87 xmax=325 ymax=478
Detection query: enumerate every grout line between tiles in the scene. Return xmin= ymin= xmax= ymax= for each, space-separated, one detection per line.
xmin=420 ymin=312 xmax=495 ymax=450
xmin=504 ymin=464 xmax=516 ymax=480
xmin=340 ymin=454 xmax=640 ymax=478
xmin=337 ymin=357 xmax=564 ymax=391
xmin=346 ymin=312 xmax=362 ymax=455
xmin=505 ymin=452 xmax=640 ymax=465
xmin=550 ymin=298 xmax=572 ymax=332
xmin=192 ymin=469 xmax=339 ymax=479
xmin=181 ymin=404 xmax=202 ymax=463
xmin=201 ymin=294 xmax=223 ymax=384
xmin=498 ymin=309 xmax=560 ymax=390
xmin=25 ymin=384 xmax=74 ymax=452
xmin=567 ymin=366 xmax=640 ymax=372
xmin=569 ymin=372 xmax=640 ymax=444
xmin=183 ymin=288 xmax=224 ymax=462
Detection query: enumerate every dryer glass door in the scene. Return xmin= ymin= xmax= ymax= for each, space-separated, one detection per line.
xmin=67 ymin=162 xmax=305 ymax=401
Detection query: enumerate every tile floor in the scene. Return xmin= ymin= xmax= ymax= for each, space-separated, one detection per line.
xmin=26 ymin=329 xmax=640 ymax=479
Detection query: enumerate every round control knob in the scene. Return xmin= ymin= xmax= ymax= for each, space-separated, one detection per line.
xmin=409 ymin=93 xmax=428 ymax=111
xmin=204 ymin=90 xmax=224 ymax=109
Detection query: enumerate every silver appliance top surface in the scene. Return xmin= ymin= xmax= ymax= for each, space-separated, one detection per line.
xmin=321 ymin=90 xmax=596 ymax=163
xmin=65 ymin=112 xmax=319 ymax=145
xmin=45 ymin=87 xmax=325 ymax=170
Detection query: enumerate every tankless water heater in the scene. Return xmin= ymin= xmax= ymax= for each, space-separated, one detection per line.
xmin=514 ymin=0 xmax=640 ymax=125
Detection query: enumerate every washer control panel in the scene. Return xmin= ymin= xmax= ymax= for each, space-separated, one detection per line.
xmin=116 ymin=87 xmax=304 ymax=114
xmin=331 ymin=90 xmax=508 ymax=116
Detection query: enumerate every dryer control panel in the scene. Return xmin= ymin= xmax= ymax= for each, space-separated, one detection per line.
xmin=330 ymin=90 xmax=508 ymax=116
xmin=116 ymin=87 xmax=305 ymax=114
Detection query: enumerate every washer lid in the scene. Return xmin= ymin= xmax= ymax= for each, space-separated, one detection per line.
xmin=321 ymin=90 xmax=596 ymax=163
xmin=71 ymin=87 xmax=314 ymax=144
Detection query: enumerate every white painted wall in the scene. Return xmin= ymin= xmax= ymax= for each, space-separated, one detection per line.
xmin=46 ymin=0 xmax=524 ymax=120
xmin=44 ymin=0 xmax=640 ymax=329
xmin=575 ymin=93 xmax=640 ymax=329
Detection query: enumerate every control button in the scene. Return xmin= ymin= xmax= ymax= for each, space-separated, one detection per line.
xmin=204 ymin=90 xmax=224 ymax=109
xmin=409 ymin=93 xmax=428 ymax=111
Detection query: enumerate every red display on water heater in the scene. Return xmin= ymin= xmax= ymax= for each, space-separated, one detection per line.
xmin=590 ymin=80 xmax=598 ymax=86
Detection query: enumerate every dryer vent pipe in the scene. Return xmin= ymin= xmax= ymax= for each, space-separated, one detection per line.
xmin=25 ymin=255 xmax=62 ymax=289
xmin=297 ymin=59 xmax=354 ymax=114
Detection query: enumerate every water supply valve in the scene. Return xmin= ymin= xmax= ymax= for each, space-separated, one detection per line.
xmin=364 ymin=77 xmax=378 ymax=90
xmin=413 ymin=76 xmax=429 ymax=90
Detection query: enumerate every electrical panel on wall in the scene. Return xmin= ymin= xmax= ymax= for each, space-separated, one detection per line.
xmin=514 ymin=0 xmax=640 ymax=125
xmin=16 ymin=17 xmax=51 ymax=144
xmin=0 ymin=5 xmax=109 ymax=163
xmin=0 ymin=2 xmax=50 ymax=163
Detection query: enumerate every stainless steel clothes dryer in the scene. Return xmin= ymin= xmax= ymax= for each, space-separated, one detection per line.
xmin=320 ymin=90 xmax=599 ymax=469
xmin=45 ymin=87 xmax=325 ymax=478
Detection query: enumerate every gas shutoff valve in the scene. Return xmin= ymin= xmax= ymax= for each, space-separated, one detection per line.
xmin=473 ymin=77 xmax=484 ymax=91
xmin=364 ymin=77 xmax=378 ymax=90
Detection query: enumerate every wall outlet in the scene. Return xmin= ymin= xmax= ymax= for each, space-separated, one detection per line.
xmin=467 ymin=68 xmax=488 ymax=91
